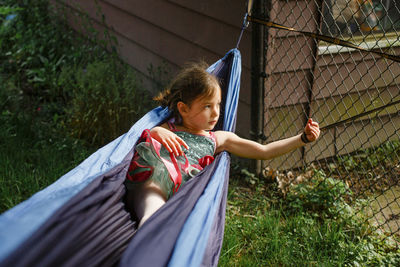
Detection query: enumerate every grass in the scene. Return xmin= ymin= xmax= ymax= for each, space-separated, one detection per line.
xmin=0 ymin=111 xmax=92 ymax=213
xmin=218 ymin=177 xmax=400 ymax=266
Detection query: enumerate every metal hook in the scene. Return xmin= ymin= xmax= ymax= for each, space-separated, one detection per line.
xmin=242 ymin=13 xmax=250 ymax=29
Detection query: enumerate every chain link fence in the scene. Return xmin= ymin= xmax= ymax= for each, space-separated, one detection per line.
xmin=261 ymin=0 xmax=400 ymax=243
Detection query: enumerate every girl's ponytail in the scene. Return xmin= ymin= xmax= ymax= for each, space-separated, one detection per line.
xmin=154 ymin=89 xmax=171 ymax=107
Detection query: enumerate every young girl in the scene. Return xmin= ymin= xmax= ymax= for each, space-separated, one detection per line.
xmin=125 ymin=63 xmax=320 ymax=228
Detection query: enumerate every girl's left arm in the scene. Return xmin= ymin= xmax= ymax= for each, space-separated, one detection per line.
xmin=215 ymin=119 xmax=320 ymax=160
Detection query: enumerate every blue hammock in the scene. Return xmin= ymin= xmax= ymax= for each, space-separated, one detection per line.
xmin=0 ymin=48 xmax=241 ymax=267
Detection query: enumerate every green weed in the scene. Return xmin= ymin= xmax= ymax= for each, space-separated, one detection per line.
xmin=337 ymin=140 xmax=400 ymax=172
xmin=63 ymin=59 xmax=152 ymax=146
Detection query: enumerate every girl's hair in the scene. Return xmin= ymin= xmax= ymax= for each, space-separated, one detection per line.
xmin=154 ymin=61 xmax=220 ymax=122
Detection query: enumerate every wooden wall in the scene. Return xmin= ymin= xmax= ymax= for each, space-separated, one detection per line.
xmin=52 ymin=0 xmax=253 ymax=137
xmin=308 ymin=46 xmax=400 ymax=162
xmin=264 ymin=0 xmax=320 ymax=169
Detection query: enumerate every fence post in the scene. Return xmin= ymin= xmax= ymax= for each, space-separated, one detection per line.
xmin=302 ymin=0 xmax=323 ymax=164
xmin=250 ymin=0 xmax=268 ymax=175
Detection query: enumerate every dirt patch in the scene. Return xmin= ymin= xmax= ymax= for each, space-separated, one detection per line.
xmin=369 ymin=186 xmax=400 ymax=235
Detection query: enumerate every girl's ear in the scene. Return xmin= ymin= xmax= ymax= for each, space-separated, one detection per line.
xmin=177 ymin=101 xmax=189 ymax=116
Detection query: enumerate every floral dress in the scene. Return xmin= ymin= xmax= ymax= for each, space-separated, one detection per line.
xmin=125 ymin=122 xmax=216 ymax=200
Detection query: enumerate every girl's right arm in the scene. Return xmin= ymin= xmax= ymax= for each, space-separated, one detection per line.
xmin=215 ymin=132 xmax=305 ymax=160
xmin=150 ymin=125 xmax=189 ymax=156
xmin=215 ymin=119 xmax=320 ymax=160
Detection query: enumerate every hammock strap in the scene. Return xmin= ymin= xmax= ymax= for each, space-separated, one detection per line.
xmin=235 ymin=0 xmax=254 ymax=48
xmin=320 ymin=98 xmax=400 ymax=131
xmin=247 ymin=15 xmax=400 ymax=63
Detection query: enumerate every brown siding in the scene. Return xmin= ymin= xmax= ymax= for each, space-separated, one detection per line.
xmin=264 ymin=0 xmax=320 ymax=169
xmin=307 ymin=46 xmax=400 ymax=164
xmin=53 ymin=0 xmax=253 ymax=137
xmin=314 ymin=53 xmax=400 ymax=99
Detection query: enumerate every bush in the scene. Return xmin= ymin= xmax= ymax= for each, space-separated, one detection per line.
xmin=1 ymin=0 xmax=154 ymax=146
xmin=62 ymin=58 xmax=152 ymax=146
xmin=284 ymin=170 xmax=354 ymax=220
xmin=2 ymin=1 xmax=69 ymax=97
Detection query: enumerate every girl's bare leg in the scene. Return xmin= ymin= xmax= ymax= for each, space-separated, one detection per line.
xmin=128 ymin=182 xmax=166 ymax=228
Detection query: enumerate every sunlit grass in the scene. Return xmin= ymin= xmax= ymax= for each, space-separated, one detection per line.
xmin=219 ymin=178 xmax=400 ymax=266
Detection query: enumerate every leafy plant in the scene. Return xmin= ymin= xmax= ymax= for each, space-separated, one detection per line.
xmin=283 ymin=170 xmax=354 ymax=220
xmin=64 ymin=58 xmax=152 ymax=146
xmin=336 ymin=140 xmax=400 ymax=172
xmin=147 ymin=61 xmax=172 ymax=93
xmin=0 ymin=0 xmax=109 ymax=103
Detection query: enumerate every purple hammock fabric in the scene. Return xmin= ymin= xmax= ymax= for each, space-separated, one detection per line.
xmin=0 ymin=49 xmax=241 ymax=267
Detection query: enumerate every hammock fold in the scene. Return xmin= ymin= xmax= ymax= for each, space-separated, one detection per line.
xmin=0 ymin=48 xmax=241 ymax=267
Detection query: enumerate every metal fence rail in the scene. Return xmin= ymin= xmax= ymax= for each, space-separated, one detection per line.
xmin=260 ymin=0 xmax=400 ymax=243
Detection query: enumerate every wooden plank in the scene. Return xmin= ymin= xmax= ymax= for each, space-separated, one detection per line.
xmin=263 ymin=101 xmax=306 ymax=169
xmin=265 ymin=0 xmax=320 ymax=143
xmin=271 ymin=112 xmax=400 ymax=167
xmin=265 ymin=94 xmax=400 ymax=167
xmin=266 ymin=35 xmax=316 ymax=73
xmin=59 ymin=0 xmax=252 ymax=68
xmin=335 ymin=114 xmax=400 ymax=156
xmin=264 ymin=104 xmax=306 ymax=141
xmin=265 ymin=70 xmax=311 ymax=107
xmin=263 ymin=82 xmax=309 ymax=170
xmin=56 ymin=0 xmax=254 ymax=138
xmin=102 ymin=0 xmax=252 ymax=68
xmin=313 ymin=57 xmax=400 ymax=98
xmin=55 ymin=1 xmax=178 ymax=81
xmin=318 ymin=45 xmax=400 ymax=67
xmin=168 ymin=0 xmax=246 ymax=27
xmin=310 ymin=85 xmax=400 ymax=128
xmin=62 ymin=0 xmax=220 ymax=66
xmin=270 ymin=0 xmax=318 ymax=37
xmin=266 ymin=0 xmax=319 ymax=73
xmin=304 ymin=127 xmax=336 ymax=163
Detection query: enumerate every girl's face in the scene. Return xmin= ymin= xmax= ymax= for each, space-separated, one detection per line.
xmin=179 ymin=85 xmax=221 ymax=134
